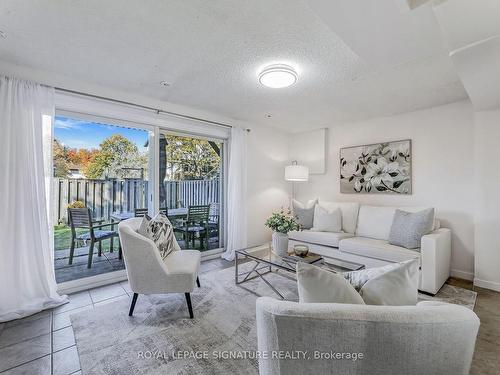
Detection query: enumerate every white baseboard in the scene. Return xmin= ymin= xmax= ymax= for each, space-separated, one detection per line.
xmin=473 ymin=278 xmax=500 ymax=292
xmin=201 ymin=248 xmax=224 ymax=260
xmin=57 ymin=269 xmax=128 ymax=295
xmin=451 ymin=269 xmax=474 ymax=281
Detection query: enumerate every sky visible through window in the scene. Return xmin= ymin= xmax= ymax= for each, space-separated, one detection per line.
xmin=54 ymin=116 xmax=148 ymax=151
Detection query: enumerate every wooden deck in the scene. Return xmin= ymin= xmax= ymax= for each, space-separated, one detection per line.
xmin=54 ymin=237 xmax=221 ymax=283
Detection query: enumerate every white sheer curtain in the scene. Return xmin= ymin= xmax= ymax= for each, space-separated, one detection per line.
xmin=0 ymin=76 xmax=67 ymax=322
xmin=222 ymin=127 xmax=248 ymax=261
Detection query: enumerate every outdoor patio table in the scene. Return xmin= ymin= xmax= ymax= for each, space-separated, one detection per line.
xmin=110 ymin=208 xmax=188 ymax=222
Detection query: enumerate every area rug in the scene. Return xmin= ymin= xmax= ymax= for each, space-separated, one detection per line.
xmin=71 ymin=265 xmax=477 ymax=375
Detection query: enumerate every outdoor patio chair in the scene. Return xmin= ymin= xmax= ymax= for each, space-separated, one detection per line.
xmin=68 ymin=207 xmax=121 ymax=268
xmin=134 ymin=208 xmax=148 ymax=217
xmin=174 ymin=204 xmax=210 ymax=250
xmin=208 ymin=203 xmax=219 ymax=240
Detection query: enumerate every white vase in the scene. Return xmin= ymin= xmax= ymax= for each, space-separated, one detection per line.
xmin=272 ymin=232 xmax=289 ymax=257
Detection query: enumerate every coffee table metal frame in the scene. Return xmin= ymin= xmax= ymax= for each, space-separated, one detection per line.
xmin=234 ymin=244 xmax=323 ymax=299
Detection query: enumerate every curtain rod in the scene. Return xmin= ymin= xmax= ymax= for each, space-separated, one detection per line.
xmin=55 ymin=87 xmax=250 ymax=132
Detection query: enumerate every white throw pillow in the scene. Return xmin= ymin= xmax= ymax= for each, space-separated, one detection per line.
xmin=318 ymin=201 xmax=359 ymax=234
xmin=296 ymin=263 xmax=365 ymax=304
xmin=343 ymin=259 xmax=419 ymax=306
xmin=312 ymin=205 xmax=342 ymax=232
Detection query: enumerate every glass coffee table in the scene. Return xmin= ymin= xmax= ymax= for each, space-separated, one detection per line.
xmin=234 ymin=243 xmax=364 ymax=299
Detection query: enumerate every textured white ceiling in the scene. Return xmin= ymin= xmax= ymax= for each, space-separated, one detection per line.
xmin=0 ymin=0 xmax=468 ymax=131
xmin=433 ymin=0 xmax=500 ymax=111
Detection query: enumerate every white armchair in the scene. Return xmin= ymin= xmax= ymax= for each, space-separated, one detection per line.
xmin=256 ymin=297 xmax=479 ymax=375
xmin=118 ymin=217 xmax=201 ymax=318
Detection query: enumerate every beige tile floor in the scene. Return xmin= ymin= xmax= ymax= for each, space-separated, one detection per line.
xmin=0 ymin=262 xmax=498 ymax=374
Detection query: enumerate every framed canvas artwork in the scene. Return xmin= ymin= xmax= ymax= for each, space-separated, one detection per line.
xmin=340 ymin=140 xmax=411 ymax=194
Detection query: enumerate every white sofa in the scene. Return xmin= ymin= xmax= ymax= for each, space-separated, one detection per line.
xmin=289 ymin=202 xmax=451 ymax=294
xmin=256 ymin=297 xmax=479 ymax=375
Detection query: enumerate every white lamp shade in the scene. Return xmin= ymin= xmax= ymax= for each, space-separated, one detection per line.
xmin=285 ymin=164 xmax=309 ymax=181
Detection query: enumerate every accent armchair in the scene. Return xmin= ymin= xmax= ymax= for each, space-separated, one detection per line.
xmin=118 ymin=217 xmax=201 ymax=318
xmin=256 ymin=297 xmax=479 ymax=375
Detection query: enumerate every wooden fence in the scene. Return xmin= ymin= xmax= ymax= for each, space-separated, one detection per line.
xmin=54 ymin=178 xmax=220 ymax=224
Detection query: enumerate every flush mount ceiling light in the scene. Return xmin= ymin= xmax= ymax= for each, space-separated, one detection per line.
xmin=259 ymin=64 xmax=297 ymax=88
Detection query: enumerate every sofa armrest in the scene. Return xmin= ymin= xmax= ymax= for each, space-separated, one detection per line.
xmin=420 ymin=228 xmax=451 ymax=294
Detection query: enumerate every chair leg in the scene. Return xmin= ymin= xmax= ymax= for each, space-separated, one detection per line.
xmin=118 ymin=237 xmax=122 ymax=260
xmin=110 ymin=236 xmax=114 ymax=253
xmin=87 ymin=240 xmax=95 ymax=269
xmin=129 ymin=293 xmax=138 ymax=316
xmin=196 ymin=277 xmax=200 ymax=288
xmin=69 ymin=236 xmax=75 ymax=265
xmin=98 ymin=240 xmax=102 ymax=257
xmin=185 ymin=293 xmax=194 ymax=319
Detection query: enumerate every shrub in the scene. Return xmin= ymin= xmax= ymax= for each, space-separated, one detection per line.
xmin=67 ymin=200 xmax=86 ymax=209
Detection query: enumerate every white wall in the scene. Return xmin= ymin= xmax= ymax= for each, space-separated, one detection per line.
xmin=474 ymin=109 xmax=500 ymax=291
xmin=246 ymin=124 xmax=290 ymax=246
xmin=295 ymin=100 xmax=476 ymax=279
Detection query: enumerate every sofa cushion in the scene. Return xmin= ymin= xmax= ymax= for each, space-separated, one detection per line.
xmin=340 ymin=237 xmax=420 ymax=264
xmin=356 ymin=205 xmax=436 ymax=241
xmin=318 ymin=201 xmax=359 ymax=234
xmin=355 ymin=205 xmax=397 ymax=240
xmin=312 ymin=205 xmax=342 ymax=232
xmin=289 ymin=230 xmax=353 ymax=248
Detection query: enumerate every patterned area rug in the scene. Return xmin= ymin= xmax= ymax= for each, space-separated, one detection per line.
xmin=71 ymin=265 xmax=476 ymax=374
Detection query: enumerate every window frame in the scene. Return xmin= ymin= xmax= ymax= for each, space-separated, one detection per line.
xmin=54 ymin=92 xmax=230 ymax=292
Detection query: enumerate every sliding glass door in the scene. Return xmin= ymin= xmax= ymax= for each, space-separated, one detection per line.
xmin=51 ymin=110 xmax=226 ymax=287
xmin=52 ymin=114 xmax=153 ymax=283
xmin=158 ymin=132 xmax=225 ymax=251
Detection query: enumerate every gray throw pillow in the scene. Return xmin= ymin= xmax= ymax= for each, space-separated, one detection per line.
xmin=294 ymin=206 xmax=315 ymax=229
xmin=388 ymin=208 xmax=435 ymax=249
xmin=292 ymin=199 xmax=317 ymax=229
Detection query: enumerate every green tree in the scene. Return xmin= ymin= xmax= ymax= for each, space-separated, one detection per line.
xmin=83 ymin=135 xmax=147 ymax=179
xmin=53 ymin=139 xmax=69 ymax=177
xmin=166 ymin=135 xmax=220 ymax=180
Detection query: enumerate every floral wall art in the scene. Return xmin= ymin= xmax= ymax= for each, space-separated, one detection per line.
xmin=340 ymin=140 xmax=411 ymax=194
